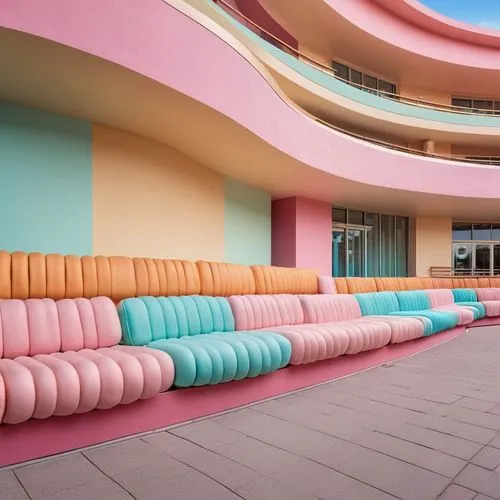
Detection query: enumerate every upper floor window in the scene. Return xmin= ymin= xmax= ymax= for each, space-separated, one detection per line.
xmin=332 ymin=61 xmax=397 ymax=97
xmin=452 ymin=97 xmax=500 ymax=115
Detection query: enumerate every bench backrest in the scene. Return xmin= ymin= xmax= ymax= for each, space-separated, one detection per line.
xmin=426 ymin=289 xmax=454 ymax=308
xmin=228 ymin=295 xmax=303 ymax=330
xmin=395 ymin=291 xmax=431 ymax=312
xmin=452 ymin=289 xmax=478 ymax=303
xmin=299 ymin=294 xmax=362 ymax=324
xmin=354 ymin=291 xmax=400 ymax=316
xmin=475 ymin=288 xmax=500 ymax=301
xmin=0 ymin=297 xmax=121 ymax=359
xmin=118 ymin=296 xmax=235 ymax=345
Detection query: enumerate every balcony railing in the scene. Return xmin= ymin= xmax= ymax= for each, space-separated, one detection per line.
xmin=212 ymin=0 xmax=500 ymax=117
xmin=209 ymin=0 xmax=500 ymax=166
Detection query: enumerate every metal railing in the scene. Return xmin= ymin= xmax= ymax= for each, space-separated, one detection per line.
xmin=209 ymin=0 xmax=500 ymax=166
xmin=213 ymin=0 xmax=500 ymax=117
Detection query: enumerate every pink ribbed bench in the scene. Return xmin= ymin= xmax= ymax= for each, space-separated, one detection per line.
xmin=0 ymin=298 xmax=174 ymax=424
xmin=426 ymin=289 xmax=475 ymax=325
xmin=228 ymin=294 xmax=423 ymax=365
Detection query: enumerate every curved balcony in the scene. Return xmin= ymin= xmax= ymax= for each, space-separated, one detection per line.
xmin=257 ymin=0 xmax=500 ymax=98
xmin=2 ymin=0 xmax=500 ymax=218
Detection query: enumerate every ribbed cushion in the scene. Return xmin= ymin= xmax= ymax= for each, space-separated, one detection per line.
xmin=452 ymin=289 xmax=478 ymax=303
xmin=251 ymin=266 xmax=318 ymax=294
xmin=426 ymin=289 xmax=454 ymax=308
xmin=346 ymin=278 xmax=378 ymax=294
xmin=197 ymin=261 xmax=255 ymax=296
xmin=265 ymin=320 xmax=391 ymax=365
xmin=355 ymin=292 xmax=400 ymax=316
xmin=334 ymin=278 xmax=349 ymax=294
xmin=475 ymin=288 xmax=500 ymax=301
xmin=390 ymin=310 xmax=459 ymax=335
xmin=118 ymin=296 xmax=236 ymax=346
xmin=432 ymin=278 xmax=453 ymax=289
xmin=0 ymin=346 xmax=174 ymax=424
xmin=396 ymin=291 xmax=431 ymax=311
xmin=456 ymin=302 xmax=486 ymax=319
xmin=228 ymin=295 xmax=303 ymax=331
xmin=363 ymin=316 xmax=425 ymax=344
xmin=299 ymin=295 xmax=362 ymax=324
xmin=482 ymin=301 xmax=500 ymax=317
xmin=433 ymin=306 xmax=475 ymax=325
xmin=0 ymin=297 xmax=121 ymax=359
xmin=375 ymin=278 xmax=408 ymax=292
xmin=318 ymin=276 xmax=336 ymax=295
xmin=148 ymin=331 xmax=291 ymax=388
xmin=0 ymin=251 xmax=201 ymax=301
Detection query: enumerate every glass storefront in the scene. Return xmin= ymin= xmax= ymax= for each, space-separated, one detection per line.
xmin=332 ymin=207 xmax=408 ymax=277
xmin=452 ymin=223 xmax=500 ymax=276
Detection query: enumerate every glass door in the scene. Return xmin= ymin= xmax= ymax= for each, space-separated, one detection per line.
xmin=332 ymin=229 xmax=346 ymax=277
xmin=347 ymin=229 xmax=364 ymax=277
xmin=453 ymin=243 xmax=472 ymax=276
xmin=474 ymin=244 xmax=491 ymax=275
xmin=494 ymin=245 xmax=500 ymax=275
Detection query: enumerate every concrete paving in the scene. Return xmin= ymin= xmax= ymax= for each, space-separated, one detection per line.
xmin=3 ymin=326 xmax=500 ymax=499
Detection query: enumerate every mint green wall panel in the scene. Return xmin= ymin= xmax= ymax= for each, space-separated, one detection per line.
xmin=0 ymin=103 xmax=92 ymax=254
xmin=224 ymin=178 xmax=271 ymax=265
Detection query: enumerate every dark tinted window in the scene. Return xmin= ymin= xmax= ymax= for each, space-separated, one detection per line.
xmin=378 ymin=80 xmax=396 ymax=95
xmin=348 ymin=210 xmax=364 ymax=225
xmin=332 ymin=207 xmax=347 ymax=224
xmin=363 ymin=74 xmax=377 ymax=90
xmin=333 ymin=62 xmax=349 ymax=80
xmin=351 ymin=69 xmax=362 ymax=86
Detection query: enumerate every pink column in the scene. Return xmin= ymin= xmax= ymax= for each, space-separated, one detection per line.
xmin=272 ymin=197 xmax=332 ymax=276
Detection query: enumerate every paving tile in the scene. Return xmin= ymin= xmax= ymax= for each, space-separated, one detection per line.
xmin=211 ymin=436 xmax=306 ymax=476
xmin=354 ymin=430 xmax=466 ymax=478
xmin=455 ymin=464 xmax=500 ymax=499
xmin=116 ymin=469 xmax=240 ymax=500
xmin=271 ymin=457 xmax=396 ymax=500
xmin=471 ymin=446 xmax=500 ymax=470
xmin=455 ymin=397 xmax=499 ymax=412
xmin=0 ymin=470 xmax=30 ymax=500
xmin=141 ymin=432 xmax=260 ymax=490
xmin=212 ymin=407 xmax=283 ymax=432
xmin=475 ymin=495 xmax=495 ymax=500
xmin=437 ymin=484 xmax=476 ymax=500
xmin=35 ymin=477 xmax=132 ymax=500
xmin=84 ymin=437 xmax=189 ymax=479
xmin=237 ymin=419 xmax=342 ymax=458
xmin=14 ymin=453 xmax=105 ymax=498
xmin=313 ymin=440 xmax=450 ymax=500
xmin=447 ymin=407 xmax=500 ymax=432
xmin=237 ymin=476 xmax=317 ymax=500
xmin=170 ymin=419 xmax=246 ymax=450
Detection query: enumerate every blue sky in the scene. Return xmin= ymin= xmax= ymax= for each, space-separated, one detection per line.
xmin=421 ymin=0 xmax=500 ymax=29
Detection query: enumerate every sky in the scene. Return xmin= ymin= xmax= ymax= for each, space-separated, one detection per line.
xmin=420 ymin=0 xmax=500 ymax=29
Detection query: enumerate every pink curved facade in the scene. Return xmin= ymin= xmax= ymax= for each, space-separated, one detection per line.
xmin=2 ymin=0 xmax=500 ymax=277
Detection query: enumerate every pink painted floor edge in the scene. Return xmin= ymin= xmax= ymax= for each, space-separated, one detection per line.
xmin=1 ymin=319 xmax=498 ymax=468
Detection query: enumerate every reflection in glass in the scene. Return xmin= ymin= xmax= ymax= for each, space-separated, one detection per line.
xmin=473 ymin=224 xmax=491 ymax=241
xmin=365 ymin=213 xmax=380 ymax=277
xmin=475 ymin=244 xmax=491 ymax=275
xmin=332 ymin=229 xmax=346 ymax=277
xmin=395 ymin=217 xmax=408 ymax=277
xmin=381 ymin=215 xmax=395 ymax=277
xmin=494 ymin=245 xmax=500 ymax=275
xmin=453 ymin=243 xmax=472 ymax=275
xmin=348 ymin=229 xmax=364 ymax=277
xmin=452 ymin=223 xmax=472 ymax=241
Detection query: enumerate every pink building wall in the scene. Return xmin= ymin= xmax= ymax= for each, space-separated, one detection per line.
xmin=235 ymin=0 xmax=298 ymax=49
xmin=272 ymin=197 xmax=331 ymax=275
